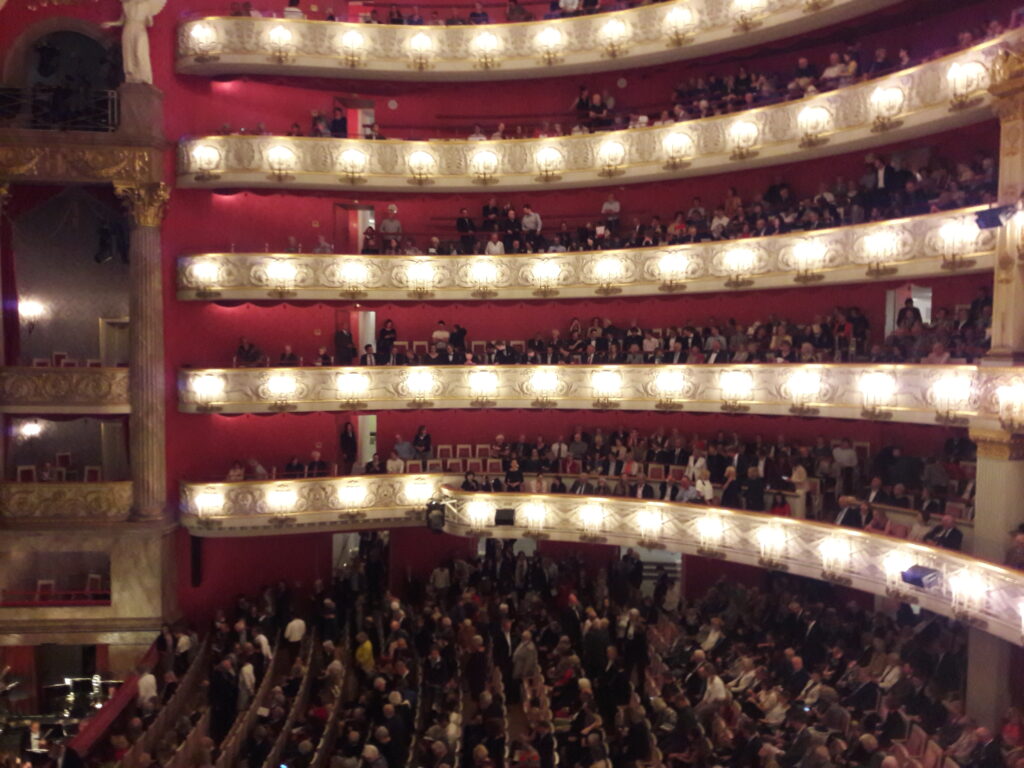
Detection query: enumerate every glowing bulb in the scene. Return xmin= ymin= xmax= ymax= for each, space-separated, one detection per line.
xmin=268 ymin=24 xmax=293 ymax=47
xmin=658 ymin=251 xmax=690 ymax=281
xmin=470 ymin=149 xmax=500 ymax=180
xmin=696 ymin=513 xmax=725 ymax=549
xmin=336 ymin=371 xmax=370 ymax=398
xmin=408 ymin=31 xmax=434 ymax=54
xmin=593 ymin=256 xmax=624 ymax=283
xmin=755 ymin=524 xmax=786 ymax=559
xmin=267 ymin=144 xmax=297 ymax=171
xmin=597 ymin=140 xmax=626 ymax=171
xmin=792 ymin=240 xmax=827 ymax=273
xmin=405 ymin=368 xmax=436 ymax=398
xmin=338 ymin=259 xmax=369 ymax=286
xmin=339 ymin=483 xmax=367 ymax=507
xmin=469 ymin=259 xmax=499 ymax=286
xmin=786 ymin=369 xmax=822 ymax=406
xmin=859 ymin=371 xmax=896 ymax=410
xmin=266 ymin=374 xmax=297 ymax=398
xmin=408 ymin=149 xmax=437 ymax=178
xmin=193 ymin=490 xmax=224 ymax=515
xmin=529 ymin=367 xmax=560 ymax=396
xmin=578 ymin=503 xmax=605 ymax=533
xmin=819 ymin=535 xmax=851 ymax=573
xmin=591 ymin=369 xmax=623 ymax=397
xmin=191 ymin=143 xmax=221 ymax=172
xmin=267 ymin=486 xmax=297 ymax=512
xmin=19 ymin=299 xmax=45 ymax=321
xmin=535 ymin=145 xmax=564 ymax=176
xmin=192 ymin=374 xmax=225 ymax=399
xmin=339 ymin=147 xmax=369 ymax=176
xmin=720 ymin=370 xmax=754 ymax=403
xmin=637 ymin=508 xmax=663 ymax=540
xmin=266 ymin=260 xmax=297 ymax=284
xmin=191 ymin=261 xmax=221 ymax=285
xmin=930 ymin=374 xmax=973 ymax=416
xmin=190 ymin=22 xmax=216 ymax=45
xmin=662 ymin=131 xmax=695 ymax=162
xmin=404 ymin=477 xmax=435 ymax=503
xmin=468 ymin=368 xmax=499 ymax=398
xmin=534 ymin=26 xmax=563 ymax=57
xmin=466 ymin=499 xmax=496 ymax=528
xmin=518 ymin=501 xmax=548 ymax=532
xmin=18 ymin=421 xmax=43 ymax=439
xmin=653 ymin=368 xmax=686 ymax=397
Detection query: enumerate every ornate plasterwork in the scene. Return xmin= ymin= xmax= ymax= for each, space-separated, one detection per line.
xmin=969 ymin=428 xmax=1024 ymax=461
xmin=0 ymin=145 xmax=157 ymax=185
xmin=114 ymin=182 xmax=171 ymax=228
xmin=0 ymin=482 xmax=133 ymax=523
xmin=0 ymin=367 xmax=130 ymax=413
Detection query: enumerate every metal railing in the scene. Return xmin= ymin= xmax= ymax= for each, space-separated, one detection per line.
xmin=0 ymin=86 xmax=119 ymax=133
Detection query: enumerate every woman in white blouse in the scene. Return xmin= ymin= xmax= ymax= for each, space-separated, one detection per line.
xmin=385 ymin=450 xmax=405 ymax=474
xmin=686 ymin=450 xmax=707 ymax=480
xmin=695 ymin=469 xmax=714 ymax=503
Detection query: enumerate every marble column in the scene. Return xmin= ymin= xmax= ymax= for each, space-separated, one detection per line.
xmin=114 ymin=182 xmax=170 ymax=521
xmin=0 ymin=182 xmax=9 ymax=370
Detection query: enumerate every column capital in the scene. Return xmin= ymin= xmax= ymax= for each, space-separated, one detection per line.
xmin=969 ymin=427 xmax=1024 ymax=461
xmin=0 ymin=182 xmax=10 ymax=210
xmin=114 ymin=181 xmax=170 ymax=228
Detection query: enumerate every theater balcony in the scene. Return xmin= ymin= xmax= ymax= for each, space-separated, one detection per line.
xmin=0 ymin=481 xmax=133 ymax=526
xmin=0 ymin=366 xmax=130 ymax=414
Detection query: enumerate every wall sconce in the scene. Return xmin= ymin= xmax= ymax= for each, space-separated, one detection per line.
xmin=596 ymin=139 xmax=627 ymax=176
xmin=662 ymin=130 xmax=695 ymax=169
xmin=598 ymin=17 xmax=630 ymax=57
xmin=193 ymin=488 xmax=225 ymax=517
xmin=784 ymin=368 xmax=822 ymax=415
xmin=593 ymin=255 xmax=625 ymax=295
xmin=664 ymin=4 xmax=696 ymax=45
xmin=722 ymin=246 xmax=756 ymax=288
xmin=265 ymin=373 xmax=298 ymax=411
xmin=404 ymin=368 xmax=437 ymax=407
xmin=406 ymin=31 xmax=436 ymax=69
xmin=468 ymin=368 xmax=499 ymax=406
xmin=947 ymin=61 xmax=988 ymax=110
xmin=591 ymin=369 xmax=623 ymax=409
xmin=755 ymin=523 xmax=787 ymax=568
xmin=190 ymin=261 xmax=222 ymax=299
xmin=518 ymin=501 xmax=549 ymax=536
xmin=189 ymin=22 xmax=220 ymax=62
xmin=652 ymin=368 xmax=687 ymax=410
xmin=405 ymin=259 xmax=437 ymax=297
xmin=731 ymin=0 xmax=766 ymax=31
xmin=535 ymin=145 xmax=565 ymax=182
xmin=528 ymin=367 xmax=560 ymax=407
xmin=818 ymin=535 xmax=852 ymax=584
xmin=696 ymin=513 xmax=726 ymax=557
xmin=465 ymin=499 xmax=496 ymax=533
xmin=938 ymin=219 xmax=980 ymax=270
xmin=719 ymin=370 xmax=753 ymax=412
xmin=859 ymin=370 xmax=896 ymax=418
xmin=404 ymin=477 xmax=435 ymax=504
xmin=337 ymin=28 xmax=367 ymax=67
xmin=266 ymin=259 xmax=298 ymax=297
xmin=470 ymin=149 xmax=500 ymax=185
xmin=16 ymin=420 xmax=44 ymax=440
xmin=791 ymin=239 xmax=827 ymax=283
xmin=861 ymin=229 xmax=901 ymax=276
xmin=531 ymin=259 xmax=562 ymax=296
xmin=882 ymin=549 xmax=915 ymax=600
xmin=336 ymin=371 xmax=370 ymax=409
xmin=727 ymin=119 xmax=759 ymax=160
xmin=948 ymin=569 xmax=988 ymax=626
xmin=470 ymin=30 xmax=502 ymax=69
xmin=407 ymin=149 xmax=437 ymax=185
xmin=19 ymin=298 xmax=46 ymax=333
xmin=797 ymin=104 xmax=832 ymax=147
xmin=869 ymin=86 xmax=905 ymax=131
xmin=267 ymin=485 xmax=298 ymax=517
xmin=267 ymin=24 xmax=295 ymax=62
xmin=929 ymin=373 xmax=974 ymax=425
xmin=338 ymin=482 xmax=368 ymax=509
xmin=468 ymin=258 xmax=500 ymax=298
xmin=534 ymin=26 xmax=564 ymax=65
xmin=191 ymin=143 xmax=222 ymax=181
xmin=577 ymin=503 xmax=606 ymax=541
xmin=191 ymin=373 xmax=226 ymax=412
xmin=995 ymin=381 xmax=1024 ymax=432
xmin=657 ymin=250 xmax=691 ymax=291
xmin=267 ymin=144 xmax=298 ymax=181
xmin=336 ymin=258 xmax=370 ymax=299
xmin=636 ymin=508 xmax=664 ymax=548
xmin=338 ymin=147 xmax=369 ymax=184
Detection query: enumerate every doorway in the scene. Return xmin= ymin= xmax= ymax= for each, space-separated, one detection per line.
xmin=98 ymin=317 xmax=129 ymax=366
xmin=333 ymin=203 xmax=376 ymax=255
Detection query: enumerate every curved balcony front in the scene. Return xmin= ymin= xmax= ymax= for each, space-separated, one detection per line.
xmin=0 ymin=481 xmax=133 ymax=525
xmin=0 ymin=367 xmax=130 ymax=414
xmin=178 ymin=363 xmax=1024 ymax=432
xmin=177 ymin=207 xmax=994 ymax=302
xmin=176 ymin=0 xmax=902 ymax=82
xmin=177 ymin=36 xmax=1006 ymax=193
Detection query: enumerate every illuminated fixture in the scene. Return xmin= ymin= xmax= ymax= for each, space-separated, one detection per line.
xmin=719 ymin=370 xmax=753 ymax=412
xmin=527 ymin=367 xmax=560 ymax=407
xmin=16 ymin=420 xmax=43 ymax=440
xmin=861 ymin=229 xmax=901 ymax=277
xmin=407 ymin=149 xmax=437 ymax=184
xmin=785 ymin=368 xmax=822 ymax=414
xmin=336 ymin=371 xmax=370 ymax=408
xmin=858 ymin=370 xmax=896 ymax=418
xmin=662 ymin=130 xmax=695 ymax=169
xmin=193 ymin=488 xmax=225 ymax=517
xmin=190 ymin=143 xmax=221 ymax=181
xmin=189 ymin=22 xmax=220 ymax=61
xmin=598 ymin=17 xmax=630 ymax=57
xmin=267 ymin=144 xmax=298 ymax=181
xmin=338 ymin=483 xmax=368 ymax=509
xmin=469 ymin=149 xmax=500 ymax=184
xmin=266 ymin=259 xmax=298 ymax=297
xmin=930 ymin=373 xmax=973 ymax=424
xmin=791 ymin=239 xmax=827 ymax=283
xmin=267 ymin=485 xmax=298 ymax=515
xmin=337 ymin=28 xmax=367 ymax=67
xmin=530 ymin=258 xmax=561 ymax=297
xmin=657 ymin=250 xmax=691 ymax=291
xmin=731 ymin=0 xmax=766 ymax=31
xmin=190 ymin=260 xmax=222 ymax=297
xmin=404 ymin=368 xmax=437 ymax=406
xmin=338 ymin=147 xmax=369 ymax=184
xmin=596 ymin=139 xmax=626 ymax=176
xmin=404 ymin=477 xmax=435 ymax=504
xmin=577 ymin=503 xmax=606 ymax=540
xmin=191 ymin=373 xmax=226 ymax=412
xmin=468 ymin=368 xmax=499 ymax=406
xmin=465 ymin=499 xmax=496 ymax=532
xmin=19 ymin=298 xmax=46 ymax=332
xmin=664 ymin=4 xmax=696 ymax=45
xmin=534 ymin=26 xmax=564 ymax=65
xmin=818 ymin=535 xmax=852 ymax=583
xmin=467 ymin=258 xmax=500 ymax=298
xmin=336 ymin=258 xmax=370 ymax=299
xmin=882 ymin=549 xmax=915 ymax=599
xmin=938 ymin=219 xmax=980 ymax=270
xmin=728 ymin=119 xmax=759 ymax=160
xmin=267 ymin=24 xmax=295 ymax=62
xmin=265 ymin=373 xmax=298 ymax=410
xmin=797 ymin=105 xmax=832 ymax=147
xmin=696 ymin=513 xmax=726 ymax=556
xmin=405 ymin=259 xmax=437 ymax=297
xmin=593 ymin=255 xmax=625 ymax=295
xmin=652 ymin=368 xmax=687 ymax=410
xmin=755 ymin=523 xmax=786 ymax=567
xmin=636 ymin=508 xmax=664 ymax=546
xmin=995 ymin=381 xmax=1024 ymax=432
xmin=722 ymin=246 xmax=756 ymax=288
xmin=535 ymin=145 xmax=564 ymax=181
xmin=469 ymin=30 xmax=501 ymax=69
xmin=591 ymin=369 xmax=623 ymax=409
xmin=518 ymin=501 xmax=548 ymax=535
xmin=948 ymin=569 xmax=987 ymax=623
xmin=947 ymin=61 xmax=988 ymax=109
xmin=406 ymin=31 xmax=435 ymax=69
xmin=869 ymin=86 xmax=905 ymax=131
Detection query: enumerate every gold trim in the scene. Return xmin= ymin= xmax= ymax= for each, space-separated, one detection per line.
xmin=0 ymin=145 xmax=157 ymax=185
xmin=969 ymin=428 xmax=1024 ymax=460
xmin=114 ymin=182 xmax=170 ymax=228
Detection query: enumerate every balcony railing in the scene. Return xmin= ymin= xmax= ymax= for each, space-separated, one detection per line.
xmin=0 ymin=87 xmax=119 ymax=133
xmin=0 ymin=367 xmax=130 ymax=414
xmin=178 ymin=363 xmax=1024 ymax=431
xmin=177 ymin=34 xmax=1008 ymax=192
xmin=177 ymin=207 xmax=994 ymax=301
xmin=176 ymin=0 xmax=904 ymax=81
xmin=0 ymin=482 xmax=133 ymax=524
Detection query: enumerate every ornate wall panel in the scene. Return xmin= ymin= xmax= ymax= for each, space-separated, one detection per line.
xmin=0 ymin=482 xmax=133 ymax=524
xmin=176 ymin=207 xmax=994 ymax=301
xmin=0 ymin=367 xmax=130 ymax=414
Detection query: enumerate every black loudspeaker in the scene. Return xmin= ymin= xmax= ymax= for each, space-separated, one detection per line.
xmin=901 ymin=565 xmax=941 ymax=589
xmin=190 ymin=536 xmax=203 ymax=587
xmin=975 ymin=205 xmax=1014 ymax=230
xmin=495 ymin=508 xmax=516 ymax=526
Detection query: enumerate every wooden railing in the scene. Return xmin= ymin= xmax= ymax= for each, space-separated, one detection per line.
xmin=262 ymin=633 xmax=319 ymax=768
xmin=214 ymin=633 xmax=285 ymax=768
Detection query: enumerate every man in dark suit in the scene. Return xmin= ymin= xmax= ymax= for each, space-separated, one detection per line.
xmin=627 ymin=473 xmax=655 ymax=499
xmin=834 ymin=498 xmax=865 ymax=528
xmin=456 ymin=208 xmax=477 ymax=254
xmin=580 ymin=344 xmax=603 ymax=365
xmin=924 ymin=515 xmax=964 ymax=550
xmin=597 ymin=645 xmax=630 ymax=725
xmin=661 ymin=341 xmax=687 ymax=364
xmin=360 ymin=344 xmax=378 ymax=366
xmin=742 ymin=467 xmax=765 ymax=511
xmin=784 ymin=656 xmax=810 ymax=698
xmin=704 ymin=341 xmax=730 ymax=364
xmin=969 ymin=728 xmax=1004 ymax=768
xmin=491 ymin=618 xmax=516 ymax=681
xmin=385 ymin=348 xmax=408 ymax=365
xmin=569 ymin=475 xmax=594 ymax=495
xmin=778 ymin=710 xmax=813 ymax=768
xmin=864 ymin=476 xmax=891 ymax=506
xmin=842 ymin=668 xmax=880 ymax=717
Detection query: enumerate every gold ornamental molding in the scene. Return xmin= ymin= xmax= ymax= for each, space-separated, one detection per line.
xmin=969 ymin=427 xmax=1024 ymax=461
xmin=114 ymin=182 xmax=171 ymax=228
xmin=0 ymin=482 xmax=133 ymax=524
xmin=0 ymin=367 xmax=130 ymax=414
xmin=0 ymin=143 xmax=159 ymax=186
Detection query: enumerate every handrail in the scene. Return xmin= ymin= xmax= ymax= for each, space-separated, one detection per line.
xmin=262 ymin=633 xmax=319 ymax=768
xmin=310 ymin=640 xmax=348 ymax=768
xmin=166 ymin=710 xmax=210 ymax=768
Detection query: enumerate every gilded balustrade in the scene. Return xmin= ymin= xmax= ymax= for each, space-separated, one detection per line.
xmin=0 ymin=367 xmax=130 ymax=414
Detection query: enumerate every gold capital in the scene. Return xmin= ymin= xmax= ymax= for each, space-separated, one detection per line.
xmin=0 ymin=182 xmax=10 ymax=211
xmin=114 ymin=182 xmax=170 ymax=228
xmin=969 ymin=427 xmax=1024 ymax=461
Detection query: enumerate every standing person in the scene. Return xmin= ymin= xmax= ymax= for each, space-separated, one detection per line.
xmin=378 ymin=319 xmax=398 ymax=359
xmin=340 ymin=423 xmax=358 ymax=474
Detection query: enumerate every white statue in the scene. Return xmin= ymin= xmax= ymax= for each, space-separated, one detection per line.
xmin=103 ymin=0 xmax=167 ymax=85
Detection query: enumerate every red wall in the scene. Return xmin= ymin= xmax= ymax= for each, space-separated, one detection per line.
xmin=388 ymin=528 xmax=479 ymax=594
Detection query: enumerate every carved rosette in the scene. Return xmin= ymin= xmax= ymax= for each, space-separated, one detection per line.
xmin=0 ymin=482 xmax=133 ymax=522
